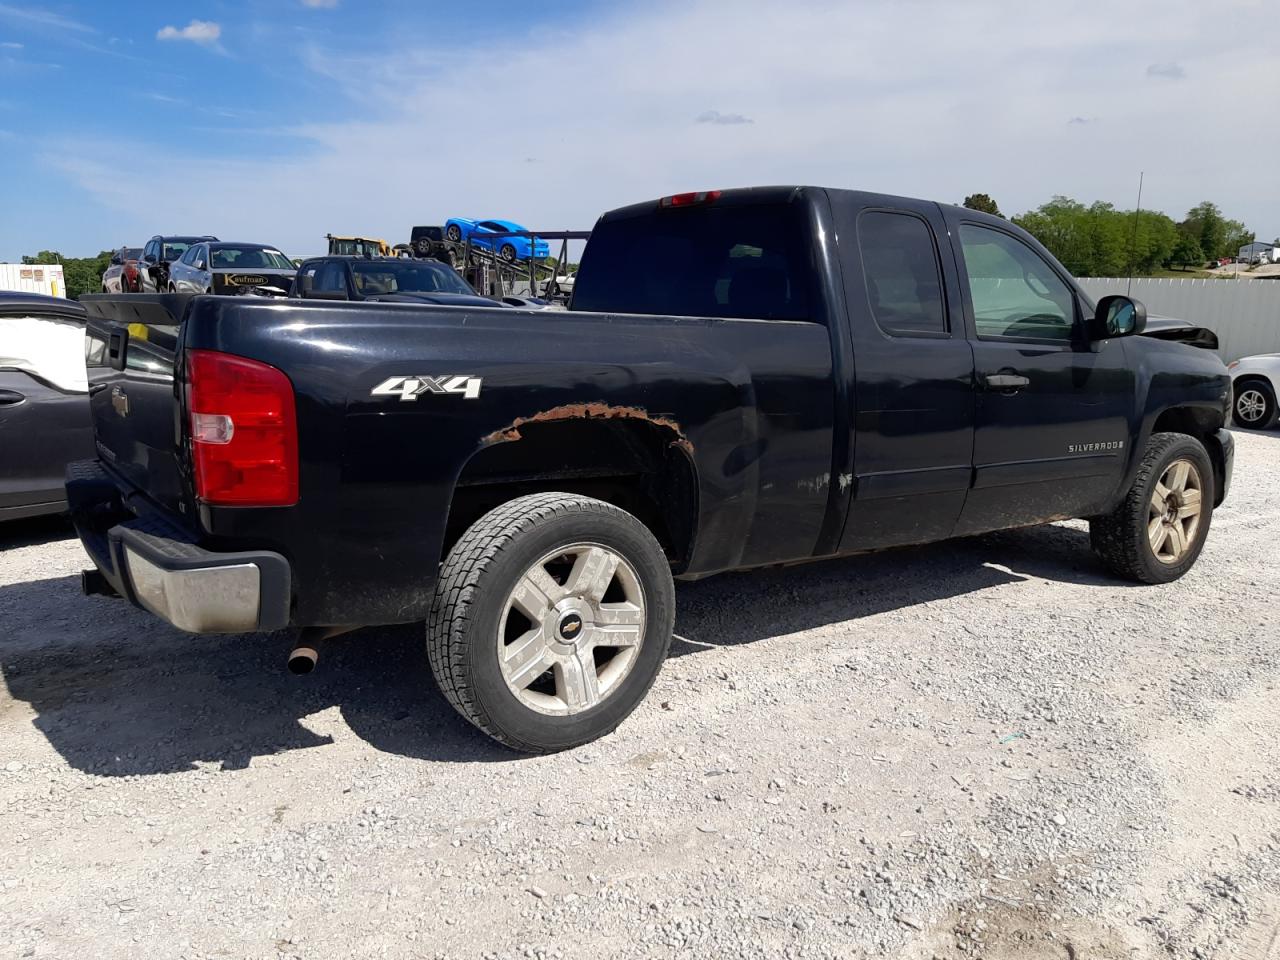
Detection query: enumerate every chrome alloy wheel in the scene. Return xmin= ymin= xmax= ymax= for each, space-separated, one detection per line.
xmin=1236 ymin=389 xmax=1268 ymax=423
xmin=1148 ymin=459 xmax=1204 ymax=564
xmin=498 ymin=543 xmax=646 ymax=716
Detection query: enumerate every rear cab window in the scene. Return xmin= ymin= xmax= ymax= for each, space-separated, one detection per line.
xmin=570 ymin=200 xmax=813 ymax=322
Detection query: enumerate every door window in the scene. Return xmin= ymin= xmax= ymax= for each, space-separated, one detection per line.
xmin=179 ymin=246 xmax=199 ymax=266
xmin=857 ymin=211 xmax=947 ymax=336
xmin=959 ymin=224 xmax=1077 ymax=341
xmin=315 ymin=261 xmax=348 ymax=294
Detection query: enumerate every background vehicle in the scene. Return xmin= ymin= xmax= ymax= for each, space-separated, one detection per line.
xmin=139 ymin=235 xmax=217 ymax=293
xmin=0 ymin=292 xmax=93 ymax=520
xmin=168 ymin=242 xmax=296 ymax=296
xmin=1228 ymin=354 xmax=1280 ymax=429
xmin=295 ymin=256 xmax=500 ymax=306
xmin=409 ymin=225 xmax=455 ymax=264
xmin=101 ymin=247 xmax=143 ymax=293
xmin=325 ymin=234 xmax=412 ymax=259
xmin=72 ymin=187 xmax=1233 ymax=754
xmin=444 ymin=218 xmax=550 ymax=262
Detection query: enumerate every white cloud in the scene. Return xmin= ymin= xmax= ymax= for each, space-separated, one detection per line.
xmin=41 ymin=0 xmax=1280 ymax=257
xmin=0 ymin=3 xmax=93 ymax=34
xmin=156 ymin=20 xmax=221 ymax=44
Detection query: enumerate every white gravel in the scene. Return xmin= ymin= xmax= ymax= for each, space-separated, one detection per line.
xmin=1 ymin=430 xmax=1278 ymax=960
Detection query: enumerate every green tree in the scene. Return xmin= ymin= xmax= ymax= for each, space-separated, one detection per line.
xmin=1181 ymin=201 xmax=1228 ymax=260
xmin=1169 ymin=233 xmax=1205 ymax=270
xmin=962 ymin=193 xmax=1003 ymax=218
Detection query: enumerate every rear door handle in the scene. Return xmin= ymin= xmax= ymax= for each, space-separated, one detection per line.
xmin=0 ymin=389 xmax=25 ymax=405
xmin=984 ymin=373 xmax=1030 ymax=391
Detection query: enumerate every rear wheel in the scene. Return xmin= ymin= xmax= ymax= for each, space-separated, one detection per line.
xmin=1090 ymin=432 xmax=1214 ymax=584
xmin=499 ymin=243 xmax=517 ymax=263
xmin=446 ymin=224 xmax=462 ymax=242
xmin=1233 ymin=379 xmax=1277 ymax=429
xmin=427 ymin=493 xmax=675 ymax=753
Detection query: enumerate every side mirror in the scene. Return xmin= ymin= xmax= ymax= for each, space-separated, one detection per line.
xmin=1092 ymin=294 xmax=1146 ymax=339
xmin=195 ymin=260 xmax=206 ymax=271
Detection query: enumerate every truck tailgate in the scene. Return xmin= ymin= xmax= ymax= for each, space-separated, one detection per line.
xmin=81 ymin=295 xmax=191 ymax=515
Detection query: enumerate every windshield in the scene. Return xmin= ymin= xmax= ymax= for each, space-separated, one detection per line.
xmin=210 ymin=246 xmax=294 ymax=270
xmin=351 ymin=260 xmax=474 ymax=296
xmin=162 ymin=242 xmax=191 ymax=261
xmin=123 ymin=248 xmax=143 ymax=260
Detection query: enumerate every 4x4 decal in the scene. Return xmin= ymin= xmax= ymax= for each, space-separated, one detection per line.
xmin=371 ymin=376 xmax=482 ymax=401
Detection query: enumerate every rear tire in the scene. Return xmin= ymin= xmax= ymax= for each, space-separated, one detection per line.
xmin=427 ymin=493 xmax=675 ymax=754
xmin=499 ymin=244 xmax=517 ymax=263
xmin=1089 ymin=432 xmax=1214 ymax=584
xmin=1233 ymin=379 xmax=1277 ymax=430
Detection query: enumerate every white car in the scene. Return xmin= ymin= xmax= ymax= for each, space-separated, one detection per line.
xmin=1229 ymin=354 xmax=1280 ymax=429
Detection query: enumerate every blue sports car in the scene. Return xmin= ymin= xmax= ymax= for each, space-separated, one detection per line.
xmin=444 ymin=218 xmax=550 ymax=262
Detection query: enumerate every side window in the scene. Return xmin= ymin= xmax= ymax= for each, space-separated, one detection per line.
xmin=857 ymin=211 xmax=947 ymax=336
xmin=959 ymin=224 xmax=1077 ymax=341
xmin=144 ymin=240 xmax=157 ymax=261
xmin=179 ymin=246 xmax=197 ymax=266
xmin=315 ymin=262 xmax=348 ymax=293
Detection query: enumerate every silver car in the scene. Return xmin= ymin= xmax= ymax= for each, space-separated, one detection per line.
xmin=167 ymin=242 xmax=297 ymax=297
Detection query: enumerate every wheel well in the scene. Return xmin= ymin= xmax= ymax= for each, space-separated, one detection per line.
xmin=1151 ymin=406 xmax=1227 ymax=505
xmin=1234 ymin=374 xmax=1275 ymax=395
xmin=443 ymin=418 xmax=698 ymax=571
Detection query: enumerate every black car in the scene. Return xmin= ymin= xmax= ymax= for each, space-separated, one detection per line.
xmin=409 ymin=225 xmax=455 ymax=264
xmin=139 ymin=235 xmax=218 ymax=293
xmin=0 ymin=292 xmax=94 ymax=521
xmin=168 ymin=242 xmax=296 ymax=296
xmin=294 ymin=256 xmax=498 ymax=306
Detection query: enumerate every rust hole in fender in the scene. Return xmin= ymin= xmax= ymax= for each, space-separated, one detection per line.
xmin=483 ymin=402 xmax=694 ymax=455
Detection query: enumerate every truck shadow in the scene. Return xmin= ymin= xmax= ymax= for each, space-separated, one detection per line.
xmin=0 ymin=514 xmax=75 ymax=550
xmin=0 ymin=522 xmax=1122 ymax=774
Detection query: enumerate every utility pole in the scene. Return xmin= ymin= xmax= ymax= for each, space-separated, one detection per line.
xmin=1126 ymin=171 xmax=1143 ymax=297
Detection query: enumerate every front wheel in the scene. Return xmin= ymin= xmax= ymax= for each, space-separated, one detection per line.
xmin=1089 ymin=432 xmax=1214 ymax=584
xmin=499 ymin=243 xmax=517 ymax=263
xmin=446 ymin=223 xmax=462 ymax=242
xmin=427 ymin=493 xmax=675 ymax=753
xmin=1233 ymin=380 xmax=1277 ymax=430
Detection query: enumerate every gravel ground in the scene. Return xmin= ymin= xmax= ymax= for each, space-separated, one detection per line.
xmin=2 ymin=431 xmax=1278 ymax=960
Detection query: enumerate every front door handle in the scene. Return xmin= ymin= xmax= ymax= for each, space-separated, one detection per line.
xmin=0 ymin=389 xmax=25 ymax=405
xmin=984 ymin=373 xmax=1030 ymax=392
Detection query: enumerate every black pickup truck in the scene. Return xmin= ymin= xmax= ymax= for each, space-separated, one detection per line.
xmin=71 ymin=186 xmax=1234 ymax=753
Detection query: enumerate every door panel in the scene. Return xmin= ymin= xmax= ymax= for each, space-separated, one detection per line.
xmin=0 ymin=370 xmax=93 ymax=509
xmin=829 ymin=195 xmax=976 ymax=551
xmin=948 ymin=218 xmax=1133 ymax=535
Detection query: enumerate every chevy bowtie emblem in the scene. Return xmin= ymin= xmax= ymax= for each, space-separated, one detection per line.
xmin=110 ymin=385 xmax=129 ymax=417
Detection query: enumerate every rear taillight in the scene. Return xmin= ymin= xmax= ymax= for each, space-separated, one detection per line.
xmin=659 ymin=190 xmax=722 ymax=208
xmin=186 ymin=349 xmax=298 ymax=506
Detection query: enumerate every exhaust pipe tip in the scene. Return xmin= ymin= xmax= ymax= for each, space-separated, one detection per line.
xmin=287 ymin=645 xmax=318 ymax=675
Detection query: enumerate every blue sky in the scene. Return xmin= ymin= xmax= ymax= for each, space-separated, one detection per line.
xmin=1 ymin=0 xmax=1277 ymax=262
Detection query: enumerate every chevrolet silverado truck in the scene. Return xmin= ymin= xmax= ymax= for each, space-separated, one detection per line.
xmin=70 ymin=187 xmax=1234 ymax=753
